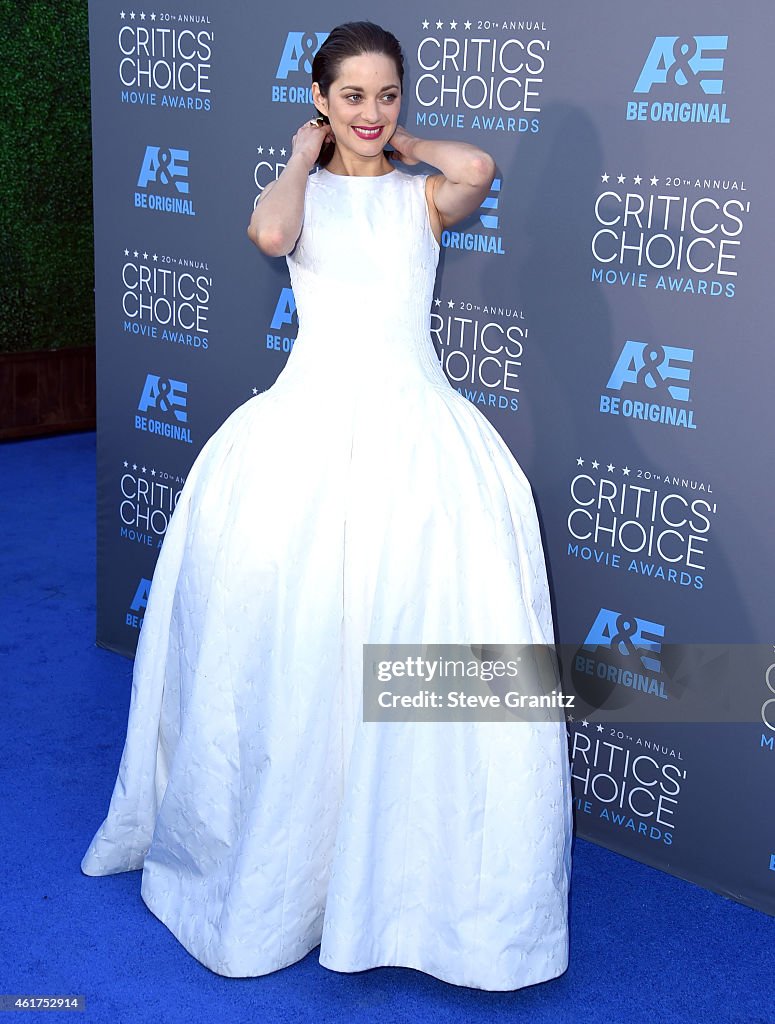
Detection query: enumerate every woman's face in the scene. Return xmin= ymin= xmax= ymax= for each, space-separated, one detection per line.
xmin=313 ymin=52 xmax=401 ymax=162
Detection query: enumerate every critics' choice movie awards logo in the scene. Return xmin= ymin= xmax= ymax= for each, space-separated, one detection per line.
xmin=430 ymin=296 xmax=526 ymax=411
xmin=570 ymin=723 xmax=686 ymax=847
xmin=135 ymin=372 xmax=192 ymax=444
xmin=121 ymin=247 xmax=211 ymax=351
xmin=629 ymin=35 xmax=729 ymax=124
xmin=442 ymin=177 xmax=506 ymax=254
xmin=135 ymin=145 xmax=196 ymax=216
xmin=127 ymin=577 xmax=152 ymax=630
xmin=591 ymin=173 xmax=750 ymax=299
xmin=566 ymin=458 xmax=717 ymax=590
xmin=119 ymin=460 xmax=184 ymax=548
xmin=601 ymin=340 xmax=695 ymax=431
xmin=574 ymin=607 xmax=668 ymax=701
xmin=117 ymin=11 xmax=213 ymax=110
xmin=413 ymin=19 xmax=547 ymax=134
xmin=272 ymin=32 xmax=328 ymax=103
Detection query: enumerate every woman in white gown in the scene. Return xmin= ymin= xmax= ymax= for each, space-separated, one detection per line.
xmin=81 ymin=21 xmax=573 ymax=991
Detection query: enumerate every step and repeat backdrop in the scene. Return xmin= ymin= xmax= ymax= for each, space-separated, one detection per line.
xmin=88 ymin=0 xmax=774 ymax=915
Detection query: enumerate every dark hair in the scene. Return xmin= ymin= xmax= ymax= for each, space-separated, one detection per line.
xmin=311 ymin=22 xmax=405 ymax=167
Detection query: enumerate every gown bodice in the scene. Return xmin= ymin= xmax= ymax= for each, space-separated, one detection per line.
xmin=282 ymin=166 xmax=450 ymax=390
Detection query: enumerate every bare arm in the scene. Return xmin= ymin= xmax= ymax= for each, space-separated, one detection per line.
xmin=247 ymin=120 xmax=333 ymax=257
xmin=389 ymin=128 xmax=497 ymax=241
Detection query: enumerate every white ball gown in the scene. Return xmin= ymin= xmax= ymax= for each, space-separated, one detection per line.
xmin=81 ymin=165 xmax=573 ymax=991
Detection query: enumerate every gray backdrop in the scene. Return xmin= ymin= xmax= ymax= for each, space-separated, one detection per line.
xmin=89 ymin=0 xmax=775 ymax=915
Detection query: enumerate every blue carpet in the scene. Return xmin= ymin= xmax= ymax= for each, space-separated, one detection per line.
xmin=0 ymin=431 xmax=772 ymax=1024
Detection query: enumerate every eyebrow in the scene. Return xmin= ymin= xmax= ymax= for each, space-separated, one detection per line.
xmin=338 ymin=83 xmax=400 ymax=91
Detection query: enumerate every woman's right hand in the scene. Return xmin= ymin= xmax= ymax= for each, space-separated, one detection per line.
xmin=290 ymin=118 xmax=335 ymax=171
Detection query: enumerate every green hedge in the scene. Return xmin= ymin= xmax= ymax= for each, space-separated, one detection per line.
xmin=0 ymin=1 xmax=94 ymax=352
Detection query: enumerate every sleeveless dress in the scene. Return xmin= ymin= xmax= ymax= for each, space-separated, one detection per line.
xmin=81 ymin=166 xmax=573 ymax=991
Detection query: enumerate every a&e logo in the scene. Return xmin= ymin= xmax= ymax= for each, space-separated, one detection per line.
xmin=584 ymin=608 xmax=664 ymax=672
xmin=273 ymin=31 xmax=328 ymax=103
xmin=479 ymin=177 xmax=501 ymax=230
xmin=126 ymin=578 xmax=152 ymax=630
xmin=135 ymin=145 xmax=196 ymax=216
xmin=267 ymin=286 xmax=298 ymax=354
xmin=628 ymin=35 xmax=730 ymax=124
xmin=635 ymin=36 xmax=727 ymax=94
xmin=135 ymin=373 xmax=192 ymax=444
xmin=600 ymin=340 xmax=696 ymax=430
xmin=571 ymin=607 xmax=668 ymax=704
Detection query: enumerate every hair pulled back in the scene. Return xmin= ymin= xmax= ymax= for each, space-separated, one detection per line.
xmin=311 ymin=21 xmax=405 ymax=167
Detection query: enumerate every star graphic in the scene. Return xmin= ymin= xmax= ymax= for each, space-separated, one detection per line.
xmin=133 ymin=250 xmax=139 ymax=258
xmin=567 ymin=714 xmax=575 ymax=723
xmin=622 ymin=466 xmax=631 ymax=476
xmin=464 ymin=20 xmax=472 ymax=29
xmin=257 ymin=145 xmax=263 ymax=154
xmin=434 ymin=298 xmax=441 ymax=307
xmin=252 ymin=387 xmax=258 ymax=395
xmin=268 ymin=146 xmax=275 ymax=155
xmin=132 ymin=463 xmax=138 ymax=471
xmin=576 ymin=457 xmax=584 ymax=466
xmin=607 ymin=462 xmax=615 ymax=473
xmin=596 ymin=723 xmax=604 ymax=732
xmin=152 ymin=253 xmax=158 ymax=261
xmin=129 ymin=10 xmax=135 ymax=18
xmin=436 ymin=20 xmax=443 ymax=29
xmin=650 ymin=175 xmax=659 ymax=186
xmin=124 ymin=248 xmax=129 ymax=256
xmin=151 ymin=468 xmax=156 ymax=476
xmin=450 ymin=20 xmax=457 ymax=29
xmin=634 ymin=174 xmax=642 ymax=185
xmin=150 ymin=12 xmax=156 ymax=20
xmin=123 ymin=460 xmax=128 ymax=467
xmin=141 ymin=465 xmax=147 ymax=474
xmin=139 ymin=11 xmax=146 ymax=19
xmin=448 ymin=299 xmax=454 ymax=308
xmin=143 ymin=251 xmax=148 ymax=259
xmin=422 ymin=19 xmax=429 ymax=29
xmin=601 ymin=172 xmax=609 ymax=183
xmin=280 ymin=147 xmax=287 ymax=156
xmin=120 ymin=10 xmax=126 ymax=18
xmin=581 ymin=719 xmax=589 ymax=727
xmin=591 ymin=459 xmax=599 ymax=469
xmin=617 ymin=173 xmax=625 ymax=183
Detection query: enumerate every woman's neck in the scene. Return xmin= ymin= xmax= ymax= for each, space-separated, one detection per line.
xmin=324 ymin=151 xmax=394 ymax=177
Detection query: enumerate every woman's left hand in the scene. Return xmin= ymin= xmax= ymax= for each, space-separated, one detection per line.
xmin=388 ymin=126 xmax=420 ymax=165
